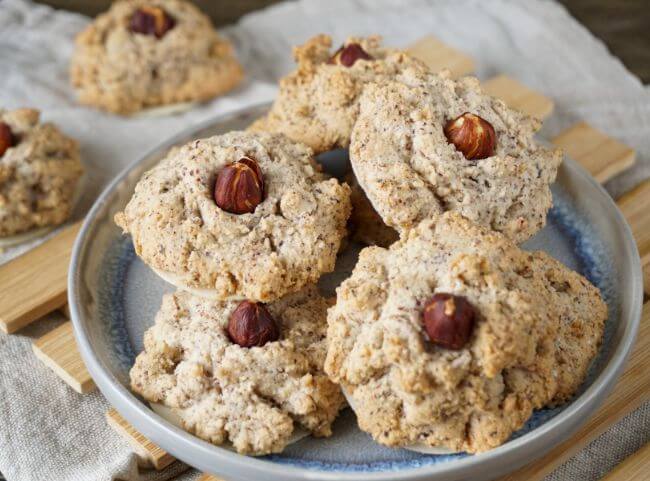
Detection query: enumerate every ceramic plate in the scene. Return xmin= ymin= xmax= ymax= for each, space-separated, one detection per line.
xmin=69 ymin=104 xmax=642 ymax=481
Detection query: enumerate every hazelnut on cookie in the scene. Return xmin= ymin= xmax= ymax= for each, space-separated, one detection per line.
xmin=70 ymin=0 xmax=243 ymax=114
xmin=0 ymin=108 xmax=83 ymax=238
xmin=114 ymin=131 xmax=351 ymax=302
xmin=249 ymin=34 xmax=428 ymax=153
xmin=350 ymin=68 xmax=562 ymax=243
xmin=325 ymin=212 xmax=606 ymax=453
xmin=130 ymin=285 xmax=345 ymax=455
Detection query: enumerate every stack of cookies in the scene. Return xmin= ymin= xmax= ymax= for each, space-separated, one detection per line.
xmin=117 ymin=132 xmax=352 ymax=454
xmin=117 ymin=34 xmax=607 ymax=456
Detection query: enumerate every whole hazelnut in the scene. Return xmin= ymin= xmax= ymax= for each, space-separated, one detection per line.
xmin=0 ymin=122 xmax=14 ymax=157
xmin=444 ymin=112 xmax=497 ymax=160
xmin=129 ymin=6 xmax=175 ymax=38
xmin=329 ymin=43 xmax=373 ymax=67
xmin=422 ymin=293 xmax=475 ymax=350
xmin=227 ymin=301 xmax=280 ymax=348
xmin=214 ymin=156 xmax=264 ymax=214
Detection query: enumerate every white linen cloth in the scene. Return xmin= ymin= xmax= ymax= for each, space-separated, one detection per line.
xmin=0 ymin=0 xmax=648 ymax=480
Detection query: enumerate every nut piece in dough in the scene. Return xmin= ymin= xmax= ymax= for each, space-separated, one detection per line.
xmin=129 ymin=6 xmax=176 ymax=38
xmin=444 ymin=112 xmax=497 ymax=160
xmin=227 ymin=300 xmax=280 ymax=348
xmin=214 ymin=156 xmax=264 ymax=215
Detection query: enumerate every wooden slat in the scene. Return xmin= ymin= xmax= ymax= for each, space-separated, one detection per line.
xmin=499 ymin=302 xmax=650 ymax=481
xmin=197 ymin=474 xmax=226 ymax=481
xmin=0 ymin=221 xmax=81 ymax=334
xmin=617 ymin=179 xmax=650 ymax=294
xmin=106 ymin=409 xmax=176 ymax=470
xmin=552 ymin=122 xmax=636 ymax=183
xmin=406 ymin=35 xmax=475 ymax=78
xmin=600 ymin=442 xmax=650 ymax=481
xmin=32 ymin=321 xmax=95 ymax=394
xmin=483 ymin=74 xmax=554 ymax=120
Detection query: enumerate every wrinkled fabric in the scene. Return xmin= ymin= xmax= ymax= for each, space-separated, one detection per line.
xmin=0 ymin=0 xmax=648 ymax=480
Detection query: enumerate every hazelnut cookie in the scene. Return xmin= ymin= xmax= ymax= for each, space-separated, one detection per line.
xmin=325 ymin=212 xmax=606 ymax=453
xmin=115 ymin=131 xmax=351 ymax=302
xmin=70 ymin=0 xmax=243 ymax=114
xmin=249 ymin=34 xmax=428 ymax=153
xmin=0 ymin=108 xmax=83 ymax=238
xmin=350 ymin=68 xmax=562 ymax=243
xmin=345 ymin=171 xmax=398 ymax=248
xmin=131 ymin=285 xmax=345 ymax=455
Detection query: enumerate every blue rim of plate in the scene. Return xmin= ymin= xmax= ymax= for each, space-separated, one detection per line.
xmin=69 ymin=103 xmax=642 ymax=481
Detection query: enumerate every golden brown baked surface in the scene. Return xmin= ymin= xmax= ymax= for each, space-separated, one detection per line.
xmin=248 ymin=34 xmax=428 ymax=153
xmin=70 ymin=0 xmax=243 ymax=114
xmin=325 ymin=212 xmax=606 ymax=453
xmin=350 ymin=68 xmax=562 ymax=244
xmin=131 ymin=286 xmax=345 ymax=455
xmin=0 ymin=108 xmax=83 ymax=236
xmin=115 ymin=131 xmax=351 ymax=302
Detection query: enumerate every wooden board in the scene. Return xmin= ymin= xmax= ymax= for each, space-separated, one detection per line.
xmin=617 ymin=179 xmax=650 ymax=295
xmin=32 ymin=320 xmax=95 ymax=394
xmin=0 ymin=221 xmax=81 ymax=334
xmin=406 ymin=35 xmax=475 ymax=78
xmin=483 ymin=75 xmax=554 ymax=121
xmin=552 ymin=122 xmax=636 ymax=183
xmin=601 ymin=442 xmax=650 ymax=481
xmin=106 ymin=409 xmax=175 ymax=470
xmin=499 ymin=302 xmax=650 ymax=480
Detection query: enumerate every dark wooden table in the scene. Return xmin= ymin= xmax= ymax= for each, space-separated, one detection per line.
xmin=35 ymin=0 xmax=650 ymax=84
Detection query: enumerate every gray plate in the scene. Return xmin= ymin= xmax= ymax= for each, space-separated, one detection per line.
xmin=69 ymin=103 xmax=642 ymax=481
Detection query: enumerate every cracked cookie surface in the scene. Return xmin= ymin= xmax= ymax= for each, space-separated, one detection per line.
xmin=346 ymin=171 xmax=398 ymax=248
xmin=325 ymin=212 xmax=606 ymax=453
xmin=70 ymin=0 xmax=243 ymax=114
xmin=0 ymin=108 xmax=83 ymax=237
xmin=350 ymin=68 xmax=562 ymax=243
xmin=249 ymin=34 xmax=427 ymax=153
xmin=130 ymin=286 xmax=345 ymax=455
xmin=115 ymin=131 xmax=351 ymax=302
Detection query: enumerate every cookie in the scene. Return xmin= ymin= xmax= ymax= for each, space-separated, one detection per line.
xmin=0 ymin=108 xmax=83 ymax=237
xmin=249 ymin=34 xmax=427 ymax=153
xmin=325 ymin=212 xmax=606 ymax=453
xmin=350 ymin=68 xmax=562 ymax=243
xmin=70 ymin=0 xmax=243 ymax=114
xmin=345 ymin=171 xmax=398 ymax=248
xmin=115 ymin=131 xmax=351 ymax=302
xmin=130 ymin=286 xmax=345 ymax=455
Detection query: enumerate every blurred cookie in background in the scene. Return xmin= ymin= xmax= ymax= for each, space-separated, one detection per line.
xmin=70 ymin=0 xmax=243 ymax=115
xmin=0 ymin=108 xmax=83 ymax=246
